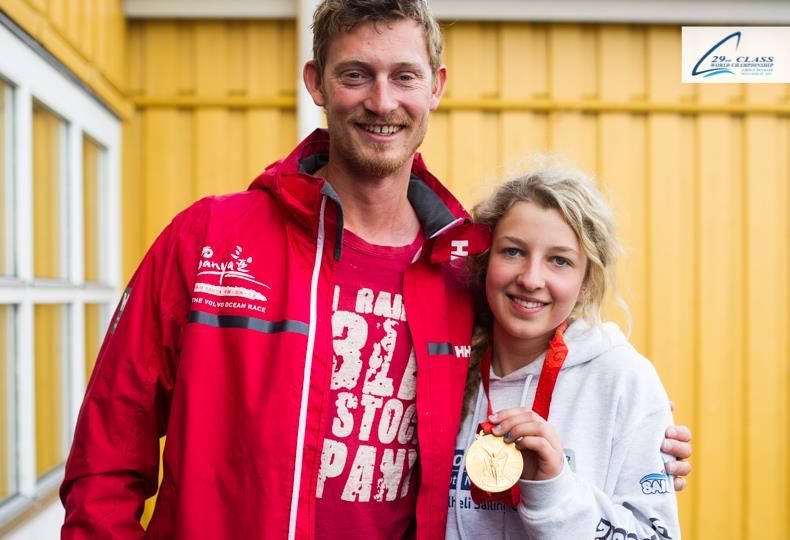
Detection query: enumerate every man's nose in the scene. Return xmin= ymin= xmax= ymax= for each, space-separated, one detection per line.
xmin=365 ymin=77 xmax=398 ymax=116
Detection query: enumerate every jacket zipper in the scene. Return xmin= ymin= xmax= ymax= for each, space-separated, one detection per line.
xmin=288 ymin=195 xmax=327 ymax=540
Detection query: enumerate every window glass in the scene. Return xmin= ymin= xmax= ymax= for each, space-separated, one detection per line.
xmin=34 ymin=304 xmax=68 ymax=477
xmin=83 ymin=137 xmax=104 ymax=283
xmin=0 ymin=304 xmax=16 ymax=500
xmin=32 ymin=103 xmax=67 ymax=280
xmin=0 ymin=81 xmax=11 ymax=277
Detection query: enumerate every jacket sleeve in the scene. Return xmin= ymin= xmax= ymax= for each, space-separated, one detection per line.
xmin=516 ymin=406 xmax=681 ymax=540
xmin=60 ymin=203 xmax=204 ymax=539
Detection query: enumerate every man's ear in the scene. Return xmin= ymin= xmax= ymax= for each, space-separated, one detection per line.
xmin=429 ymin=65 xmax=448 ymax=112
xmin=303 ymin=60 xmax=326 ymax=107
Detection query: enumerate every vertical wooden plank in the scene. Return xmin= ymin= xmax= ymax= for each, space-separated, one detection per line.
xmin=548 ymin=24 xmax=597 ymax=170
xmin=743 ymin=85 xmax=788 ymax=539
xmin=695 ymin=112 xmax=745 ymax=540
xmin=194 ymin=20 xmax=229 ymax=98
xmin=499 ymin=24 xmax=549 ymax=176
xmin=142 ymin=110 xmax=194 ymax=246
xmin=419 ymin=110 xmax=449 ymax=186
xmin=194 ymin=110 xmax=232 ymax=197
xmin=645 ymin=25 xmax=697 ymax=536
xmin=47 ymin=0 xmax=66 ymax=35
xmin=245 ymin=21 xmax=284 ymax=178
xmin=63 ymin=0 xmax=79 ymax=50
xmin=597 ymin=25 xmax=648 ymax=348
xmin=126 ymin=21 xmax=144 ymax=96
xmin=79 ymin=0 xmax=95 ymax=61
xmin=225 ymin=110 xmax=246 ymax=192
xmin=247 ymin=21 xmax=281 ymax=97
xmin=142 ymin=21 xmax=180 ymax=97
xmin=193 ymin=20 xmax=233 ymax=197
xmin=228 ymin=21 xmax=247 ymax=96
xmin=279 ymin=21 xmax=298 ymax=98
xmin=444 ymin=23 xmax=499 ymax=206
xmin=122 ymin=111 xmax=144 ymax=280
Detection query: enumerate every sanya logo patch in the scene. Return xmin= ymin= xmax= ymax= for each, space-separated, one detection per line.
xmin=639 ymin=470 xmax=672 ymax=495
xmin=193 ymin=245 xmax=271 ymax=312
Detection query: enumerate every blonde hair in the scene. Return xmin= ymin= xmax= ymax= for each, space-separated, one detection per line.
xmin=463 ymin=157 xmax=626 ymax=417
xmin=311 ymin=0 xmax=443 ymax=80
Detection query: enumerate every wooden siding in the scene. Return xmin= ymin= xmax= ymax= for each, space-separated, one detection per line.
xmin=0 ymin=0 xmax=130 ymax=116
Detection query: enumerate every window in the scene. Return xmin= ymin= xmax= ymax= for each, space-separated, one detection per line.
xmin=0 ymin=19 xmax=121 ymax=526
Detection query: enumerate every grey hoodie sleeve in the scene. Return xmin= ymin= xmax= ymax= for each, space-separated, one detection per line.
xmin=516 ymin=406 xmax=681 ymax=540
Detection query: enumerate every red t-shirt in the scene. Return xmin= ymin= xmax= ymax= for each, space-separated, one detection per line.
xmin=315 ymin=230 xmax=424 ymax=539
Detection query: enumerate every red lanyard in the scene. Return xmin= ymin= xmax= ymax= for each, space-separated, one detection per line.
xmin=470 ymin=321 xmax=569 ymax=506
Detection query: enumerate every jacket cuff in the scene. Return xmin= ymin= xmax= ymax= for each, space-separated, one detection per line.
xmin=518 ymin=460 xmax=574 ymax=516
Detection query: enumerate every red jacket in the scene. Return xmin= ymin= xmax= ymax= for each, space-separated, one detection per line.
xmin=61 ymin=130 xmax=488 ymax=539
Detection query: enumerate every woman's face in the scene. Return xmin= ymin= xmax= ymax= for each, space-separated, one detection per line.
xmin=485 ymin=201 xmax=587 ymax=352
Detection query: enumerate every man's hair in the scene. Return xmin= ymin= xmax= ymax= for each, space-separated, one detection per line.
xmin=311 ymin=0 xmax=443 ymax=79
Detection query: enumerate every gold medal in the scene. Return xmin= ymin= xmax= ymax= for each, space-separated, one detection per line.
xmin=465 ymin=430 xmax=524 ymax=493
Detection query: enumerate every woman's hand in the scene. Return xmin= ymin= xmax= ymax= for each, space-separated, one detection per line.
xmin=489 ymin=408 xmax=565 ymax=481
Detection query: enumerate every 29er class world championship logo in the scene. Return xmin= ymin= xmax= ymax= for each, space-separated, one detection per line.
xmin=682 ymin=27 xmax=790 ymax=83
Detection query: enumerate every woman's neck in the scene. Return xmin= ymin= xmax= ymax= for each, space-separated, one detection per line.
xmin=491 ymin=326 xmax=553 ymax=377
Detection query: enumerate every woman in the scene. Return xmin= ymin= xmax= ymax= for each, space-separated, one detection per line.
xmin=447 ymin=161 xmax=682 ymax=540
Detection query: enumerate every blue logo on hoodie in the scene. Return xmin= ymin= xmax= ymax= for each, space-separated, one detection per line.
xmin=639 ymin=470 xmax=672 ymax=495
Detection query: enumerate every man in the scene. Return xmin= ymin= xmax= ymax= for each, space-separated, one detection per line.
xmin=61 ymin=1 xmax=691 ymax=538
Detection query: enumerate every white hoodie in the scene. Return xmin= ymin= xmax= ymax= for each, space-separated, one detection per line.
xmin=445 ymin=320 xmax=681 ymax=540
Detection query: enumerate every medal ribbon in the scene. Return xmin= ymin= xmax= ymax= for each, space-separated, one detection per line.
xmin=469 ymin=320 xmax=570 ymax=506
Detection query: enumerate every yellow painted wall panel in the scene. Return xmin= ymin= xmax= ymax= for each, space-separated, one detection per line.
xmin=646 ymin=27 xmax=693 ymax=103
xmin=646 ymin=114 xmax=697 ymax=534
xmin=499 ymin=24 xmax=548 ymax=100
xmin=498 ymin=112 xmax=549 ymax=175
xmin=2 ymin=0 xmax=129 ymax=116
xmin=194 ymin=21 xmax=230 ymax=98
xmin=550 ymin=24 xmax=597 ymax=100
xmin=194 ymin=109 xmax=235 ymax=197
xmin=444 ymin=23 xmax=498 ymax=100
xmin=695 ymin=115 xmax=745 ymax=540
xmin=598 ymin=114 xmax=649 ymax=348
xmin=123 ymin=111 xmax=145 ymax=279
xmin=227 ymin=21 xmax=248 ymax=96
xmin=419 ymin=110 xmax=450 ymax=185
xmin=245 ymin=21 xmax=285 ymax=96
xmin=743 ymin=116 xmax=789 ymax=538
xmin=142 ymin=110 xmax=195 ymax=245
xmin=0 ymin=306 xmax=9 ymax=500
xmin=599 ymin=26 xmax=646 ymax=101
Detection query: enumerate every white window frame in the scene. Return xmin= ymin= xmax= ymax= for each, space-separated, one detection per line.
xmin=0 ymin=19 xmax=121 ymax=527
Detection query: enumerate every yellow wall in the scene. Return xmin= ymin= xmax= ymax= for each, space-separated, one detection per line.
xmin=124 ymin=20 xmax=790 ymax=538
xmin=0 ymin=0 xmax=130 ymax=116
xmin=124 ymin=19 xmax=298 ymax=277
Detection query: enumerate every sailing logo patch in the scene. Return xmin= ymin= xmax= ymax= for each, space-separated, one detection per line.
xmin=639 ymin=470 xmax=672 ymax=495
xmin=193 ymin=245 xmax=271 ymax=313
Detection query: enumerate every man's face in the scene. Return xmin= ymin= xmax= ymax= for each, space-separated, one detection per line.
xmin=305 ymin=19 xmax=446 ymax=179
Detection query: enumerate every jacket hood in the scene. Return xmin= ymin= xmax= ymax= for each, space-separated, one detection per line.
xmin=247 ymin=129 xmax=476 ymax=259
xmin=491 ymin=319 xmax=628 ymax=384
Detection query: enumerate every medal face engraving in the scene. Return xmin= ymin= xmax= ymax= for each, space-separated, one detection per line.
xmin=465 ymin=431 xmax=524 ymax=493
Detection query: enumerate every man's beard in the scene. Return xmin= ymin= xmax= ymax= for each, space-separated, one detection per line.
xmin=333 ymin=113 xmax=426 ymax=178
